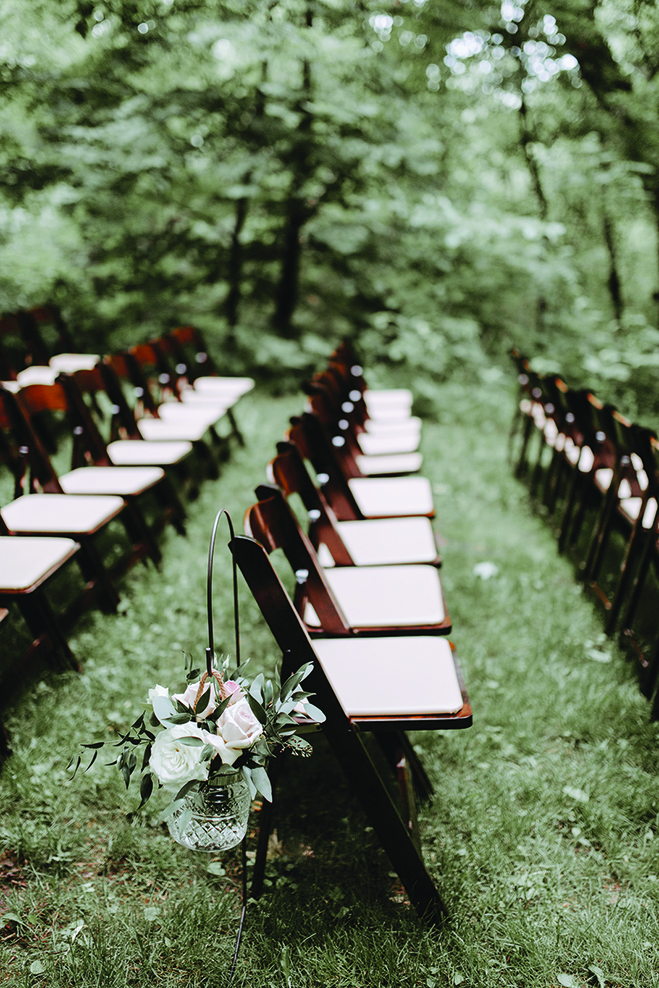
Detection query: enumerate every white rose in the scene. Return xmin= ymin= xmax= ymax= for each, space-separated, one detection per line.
xmin=216 ymin=697 xmax=263 ymax=758
xmin=149 ymin=723 xmax=210 ymax=792
xmin=172 ymin=680 xmax=217 ymax=720
xmin=147 ymin=684 xmax=169 ymax=707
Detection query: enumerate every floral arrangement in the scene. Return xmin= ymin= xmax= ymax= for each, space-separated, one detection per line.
xmin=71 ymin=654 xmax=324 ymax=823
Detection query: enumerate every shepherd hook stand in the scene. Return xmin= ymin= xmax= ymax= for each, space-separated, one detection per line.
xmin=206 ymin=508 xmax=247 ymax=986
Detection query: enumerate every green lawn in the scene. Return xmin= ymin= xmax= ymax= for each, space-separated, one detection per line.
xmin=1 ymin=381 xmax=657 ymax=988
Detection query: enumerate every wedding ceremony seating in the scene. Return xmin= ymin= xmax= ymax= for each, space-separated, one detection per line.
xmin=244 ymin=485 xmax=451 ymax=637
xmin=229 ymin=529 xmax=471 ymax=920
xmin=0 ymin=306 xmax=254 ymax=754
xmin=510 ymin=351 xmax=659 ymax=711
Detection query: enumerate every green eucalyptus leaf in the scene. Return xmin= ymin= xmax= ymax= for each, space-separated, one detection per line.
xmin=139 ymin=773 xmax=153 ymax=807
xmin=250 ymin=673 xmax=264 ymax=705
xmin=152 ymin=695 xmax=180 ymax=727
xmin=177 ymin=735 xmax=204 ymax=747
xmin=246 ymin=692 xmax=268 ymax=726
xmin=208 ymin=694 xmax=231 ymax=722
xmin=173 ymin=779 xmax=201 ymax=801
xmin=141 ymin=743 xmax=152 ymax=772
xmin=299 ymin=702 xmax=325 ymax=723
xmin=159 ymin=798 xmax=185 ymax=823
xmin=250 ymin=765 xmax=272 ymax=802
xmin=240 ymin=765 xmax=257 ymax=799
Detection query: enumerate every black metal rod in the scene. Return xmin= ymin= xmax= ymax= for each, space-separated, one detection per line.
xmin=206 ymin=508 xmax=241 ymax=675
xmin=205 ymin=509 xmax=247 ymax=985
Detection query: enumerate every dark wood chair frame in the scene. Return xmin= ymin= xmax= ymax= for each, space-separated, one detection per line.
xmin=245 ymin=484 xmax=451 ymax=637
xmin=103 ymin=350 xmax=221 ymax=480
xmin=288 ymin=413 xmax=435 ymax=521
xmin=229 ymin=531 xmax=472 ymax=922
xmin=269 ymin=440 xmax=442 ymax=568
xmin=1 ymin=384 xmax=154 ymax=610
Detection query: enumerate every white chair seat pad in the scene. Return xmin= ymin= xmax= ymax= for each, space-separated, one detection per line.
xmin=365 ymin=388 xmax=413 ymax=407
xmin=306 ymin=565 xmax=444 ymax=628
xmin=620 ymin=497 xmax=658 ymax=529
xmin=314 ymin=636 xmax=463 ymax=716
xmin=363 ymin=417 xmax=421 ymax=436
xmin=335 ymin=517 xmax=438 ymax=565
xmin=2 ymin=493 xmax=125 ymax=534
xmin=193 ymin=377 xmax=254 ymax=398
xmin=349 ymin=476 xmax=434 ymax=517
xmin=178 ymin=392 xmax=233 ymax=411
xmin=49 ymin=353 xmax=100 ymax=371
xmin=137 ymin=418 xmax=209 ymax=442
xmin=358 ymin=432 xmax=420 ymax=455
xmin=106 ymin=440 xmax=193 ymax=466
xmin=156 ymin=403 xmax=223 ymax=428
xmin=16 ymin=366 xmax=60 ymax=386
xmin=59 ymin=466 xmax=164 ymax=496
xmin=355 ymin=452 xmax=422 ymax=476
xmin=0 ymin=536 xmax=79 ymax=592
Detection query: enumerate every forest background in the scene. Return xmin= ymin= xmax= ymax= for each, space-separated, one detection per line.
xmin=2 ymin=0 xmax=659 ymax=419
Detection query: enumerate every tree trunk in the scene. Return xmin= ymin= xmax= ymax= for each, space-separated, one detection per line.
xmin=271 ymin=6 xmax=313 ymax=338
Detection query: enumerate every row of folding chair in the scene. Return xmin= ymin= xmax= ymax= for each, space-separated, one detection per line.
xmin=510 ymin=350 xmax=659 ymax=713
xmin=229 ymin=343 xmax=472 ymax=919
xmin=0 ymin=306 xmax=254 ymax=755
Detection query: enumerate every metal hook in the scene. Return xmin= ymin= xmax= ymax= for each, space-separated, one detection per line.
xmin=206 ymin=508 xmax=240 ymax=677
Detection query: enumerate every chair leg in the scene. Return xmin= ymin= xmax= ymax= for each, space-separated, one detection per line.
xmin=328 ymin=726 xmax=445 ymax=922
xmin=79 ymin=539 xmax=121 ymax=612
xmin=227 ymin=408 xmax=246 ymax=448
xmin=605 ymin=523 xmax=648 ymax=635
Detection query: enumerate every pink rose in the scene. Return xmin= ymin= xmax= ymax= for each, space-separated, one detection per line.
xmin=216 ymin=697 xmax=263 ymax=760
xmin=173 ymin=680 xmax=217 ymax=720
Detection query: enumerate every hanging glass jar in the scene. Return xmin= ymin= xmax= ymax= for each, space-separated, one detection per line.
xmin=167 ymin=773 xmax=251 ymax=852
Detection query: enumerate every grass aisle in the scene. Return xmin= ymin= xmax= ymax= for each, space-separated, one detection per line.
xmin=1 ymin=383 xmax=658 ymax=988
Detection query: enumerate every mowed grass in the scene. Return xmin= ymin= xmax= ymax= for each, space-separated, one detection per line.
xmin=1 ymin=381 xmax=658 ymax=988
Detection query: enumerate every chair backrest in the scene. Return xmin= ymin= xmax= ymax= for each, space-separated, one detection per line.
xmin=268 ymin=441 xmax=354 ymax=565
xmin=128 ymin=340 xmax=182 ymax=408
xmin=244 ymin=484 xmax=350 ymax=634
xmin=62 ymin=363 xmax=141 ymax=452
xmin=14 ymin=376 xmax=111 ymax=479
xmin=23 ymin=306 xmax=77 ymax=358
xmin=105 ymin=349 xmax=162 ymax=419
xmin=287 ymin=414 xmax=362 ymax=520
xmin=0 ymin=384 xmax=64 ymax=496
xmin=169 ymin=325 xmax=220 ymax=383
xmin=228 ymin=532 xmax=361 ymax=729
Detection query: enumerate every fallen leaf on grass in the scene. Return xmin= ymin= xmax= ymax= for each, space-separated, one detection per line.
xmin=563 ymin=785 xmax=589 ymax=803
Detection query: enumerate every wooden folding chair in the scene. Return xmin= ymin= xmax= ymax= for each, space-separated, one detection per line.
xmin=309 ymin=367 xmax=422 ymax=455
xmin=305 ymin=387 xmax=423 ymax=478
xmin=20 ymin=305 xmax=77 ymax=360
xmin=330 ymin=341 xmax=415 ymax=423
xmin=59 ymin=364 xmax=197 ymax=508
xmin=168 ymin=324 xmax=255 ymax=402
xmin=103 ymin=352 xmax=221 ymax=478
xmin=597 ymin=430 xmax=659 ymax=701
xmin=268 ymin=440 xmax=442 ymax=567
xmin=229 ymin=530 xmax=471 ymax=920
xmin=0 ymin=314 xmax=44 ymax=380
xmin=245 ymin=485 xmax=451 ymax=637
xmin=0 ymin=528 xmax=84 ymax=756
xmin=559 ymin=393 xmax=631 ymax=572
xmin=288 ymin=413 xmax=435 ymax=520
xmin=0 ymin=385 xmax=132 ymax=612
xmin=13 ymin=377 xmax=186 ymax=556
